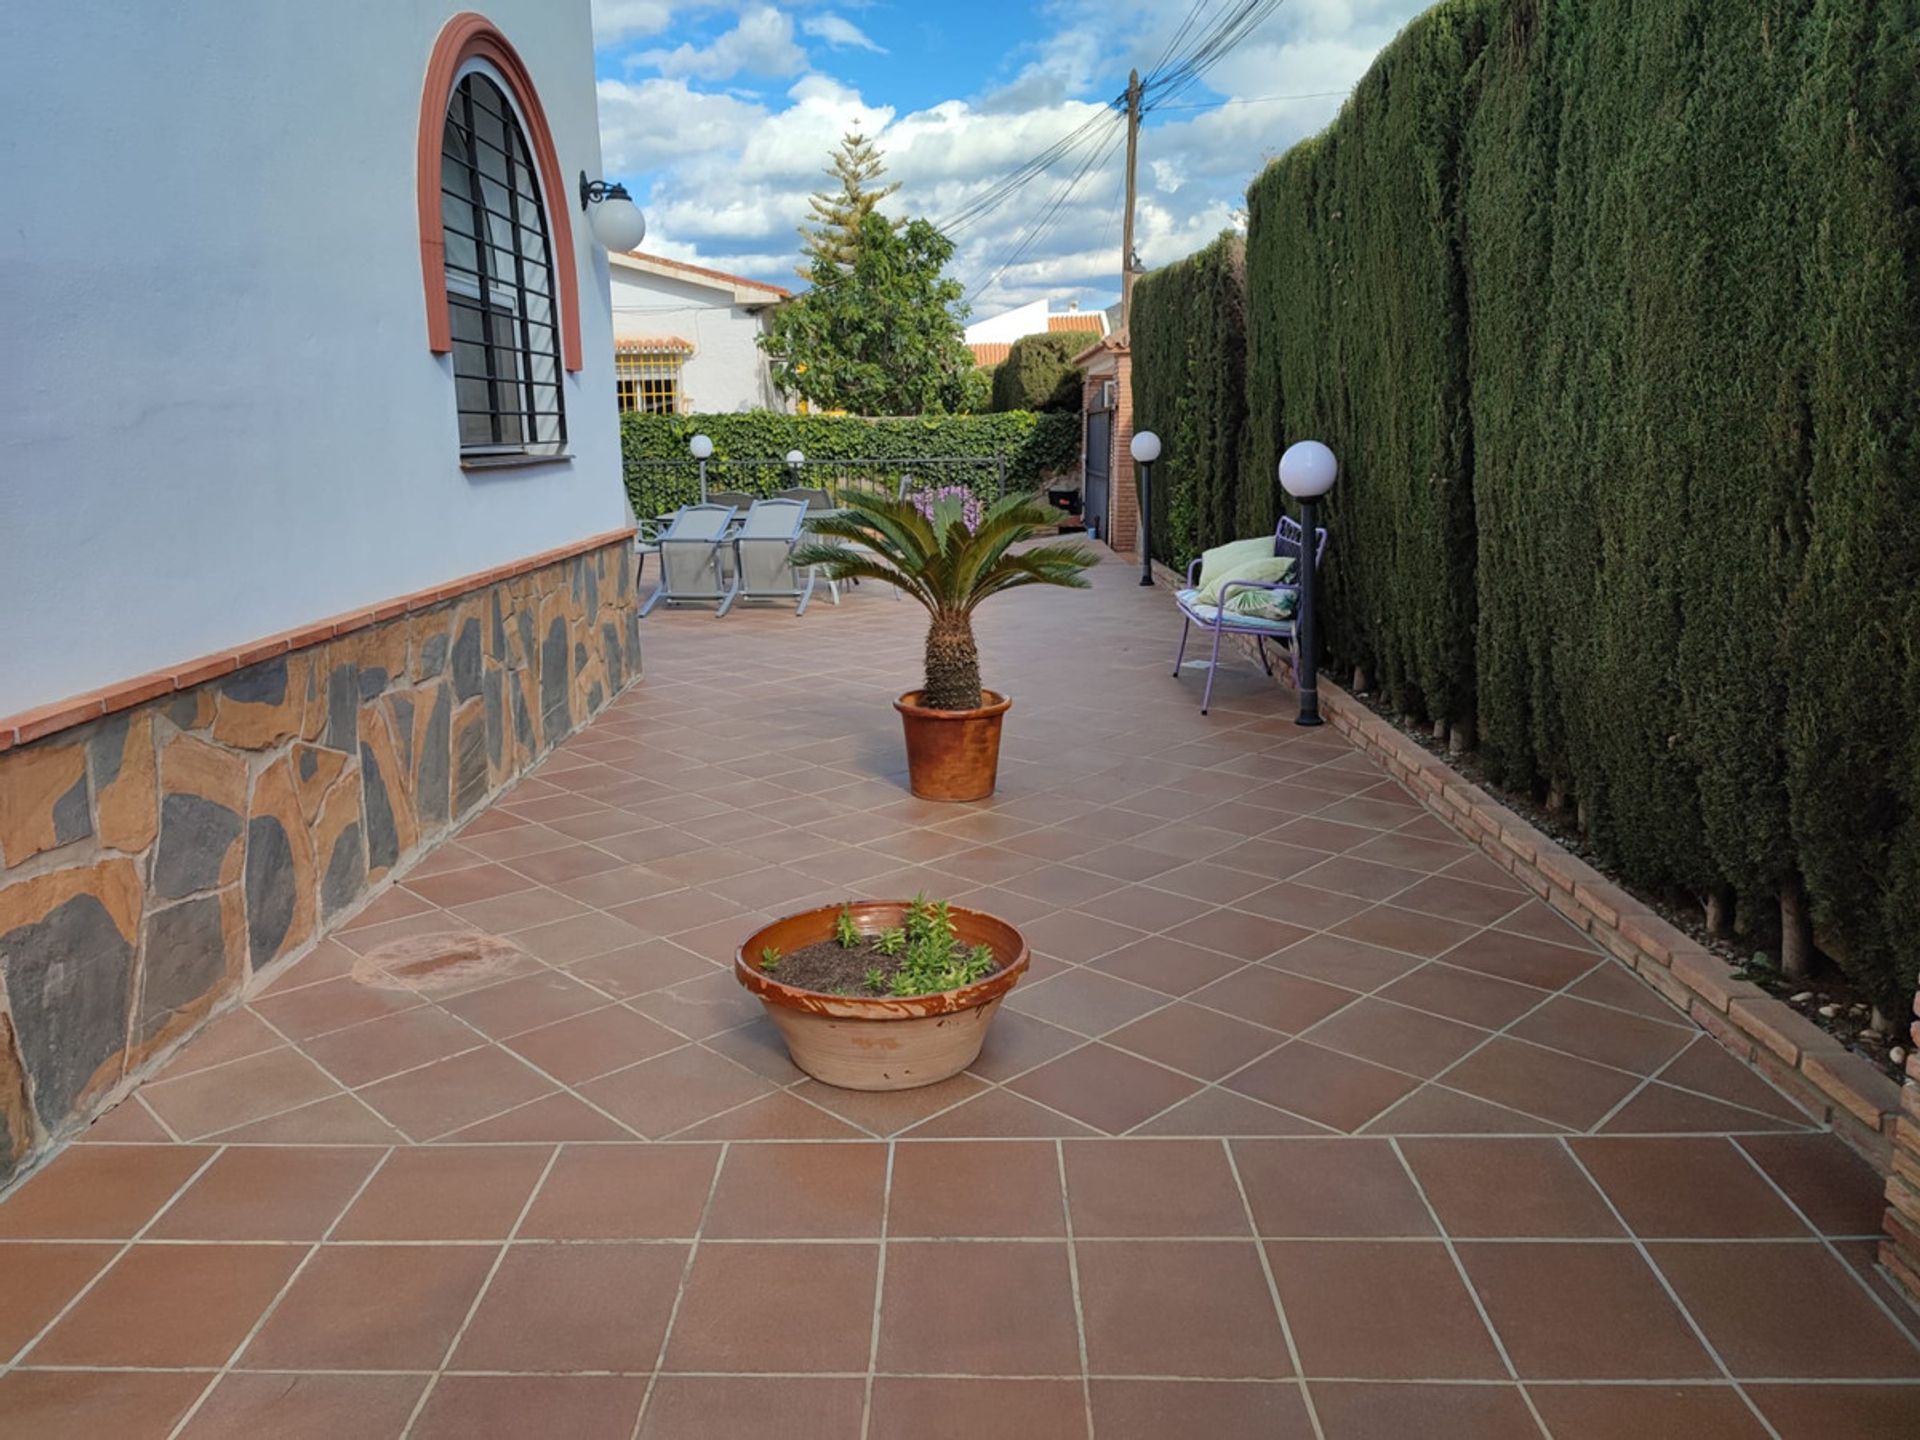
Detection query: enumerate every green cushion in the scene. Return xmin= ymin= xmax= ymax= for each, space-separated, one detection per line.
xmin=1193 ymin=537 xmax=1281 ymax=597
xmin=1195 ymin=552 xmax=1297 ymax=607
xmin=1222 ymin=580 xmax=1297 ymax=622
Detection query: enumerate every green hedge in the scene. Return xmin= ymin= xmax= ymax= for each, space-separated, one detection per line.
xmin=620 ymin=411 xmax=1081 ymax=517
xmin=1130 ymin=232 xmax=1249 ymax=571
xmin=990 ymin=333 xmax=1084 ymax=413
xmin=1138 ymin=0 xmax=1920 ymax=1005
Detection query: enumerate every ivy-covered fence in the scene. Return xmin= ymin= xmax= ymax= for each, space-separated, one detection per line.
xmin=1135 ymin=0 xmax=1920 ymax=1006
xmin=1130 ymin=233 xmax=1250 ymax=571
xmin=619 ymin=411 xmax=1080 ymax=518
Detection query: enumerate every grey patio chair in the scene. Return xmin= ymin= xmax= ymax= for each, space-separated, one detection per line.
xmin=633 ymin=516 xmax=663 ymax=590
xmin=706 ymin=489 xmax=758 ymax=512
xmin=776 ymin=487 xmax=843 ymax=601
xmin=720 ymin=498 xmax=822 ymax=617
xmin=1172 ymin=514 xmax=1329 ymax=714
xmin=640 ymin=503 xmax=738 ymax=616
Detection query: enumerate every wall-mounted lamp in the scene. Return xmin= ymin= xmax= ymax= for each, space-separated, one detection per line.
xmin=579 ymin=172 xmax=647 ymax=252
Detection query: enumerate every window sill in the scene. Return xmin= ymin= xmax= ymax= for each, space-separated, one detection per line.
xmin=460 ymin=450 xmax=574 ymax=472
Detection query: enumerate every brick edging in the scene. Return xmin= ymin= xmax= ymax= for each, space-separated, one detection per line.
xmin=1148 ymin=559 xmax=1906 ymax=1175
xmin=0 ymin=528 xmax=637 ymax=753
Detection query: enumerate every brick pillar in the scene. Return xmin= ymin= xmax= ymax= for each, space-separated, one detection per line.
xmin=1883 ymin=994 xmax=1920 ymax=1304
xmin=1107 ymin=345 xmax=1137 ymax=555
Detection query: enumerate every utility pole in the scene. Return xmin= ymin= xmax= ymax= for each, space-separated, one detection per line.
xmin=1120 ymin=67 xmax=1142 ymax=332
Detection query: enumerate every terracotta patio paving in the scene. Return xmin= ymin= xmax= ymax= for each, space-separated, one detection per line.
xmin=2 ymin=553 xmax=1917 ymax=1438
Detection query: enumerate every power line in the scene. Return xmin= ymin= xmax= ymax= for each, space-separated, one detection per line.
xmin=1149 ymin=88 xmax=1348 ymax=112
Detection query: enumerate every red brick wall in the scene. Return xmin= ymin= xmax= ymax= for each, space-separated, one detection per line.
xmin=1107 ymin=349 xmax=1138 ymax=555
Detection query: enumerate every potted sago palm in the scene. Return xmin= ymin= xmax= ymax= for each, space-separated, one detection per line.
xmin=793 ymin=486 xmax=1096 ymax=801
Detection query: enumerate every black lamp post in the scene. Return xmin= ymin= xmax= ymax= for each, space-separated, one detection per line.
xmin=1278 ymin=440 xmax=1338 ymax=727
xmin=1131 ymin=430 xmax=1161 ymax=586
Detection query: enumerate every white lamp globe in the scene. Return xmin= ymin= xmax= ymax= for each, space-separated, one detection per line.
xmin=588 ymin=192 xmax=647 ymax=252
xmin=1130 ymin=430 xmax=1162 ymax=463
xmin=1279 ymin=440 xmax=1338 ymax=498
xmin=688 ymin=433 xmax=713 ymax=460
xmin=786 ymin=449 xmax=805 ymax=466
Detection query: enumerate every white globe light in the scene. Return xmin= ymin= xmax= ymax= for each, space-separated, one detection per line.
xmin=589 ymin=193 xmax=647 ymax=252
xmin=786 ymin=449 xmax=805 ymax=465
xmin=1130 ymin=430 xmax=1162 ymax=463
xmin=688 ymin=433 xmax=713 ymax=460
xmin=1279 ymin=440 xmax=1338 ymax=498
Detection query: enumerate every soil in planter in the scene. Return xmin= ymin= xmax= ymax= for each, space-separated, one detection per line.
xmin=756 ymin=937 xmax=1004 ymax=999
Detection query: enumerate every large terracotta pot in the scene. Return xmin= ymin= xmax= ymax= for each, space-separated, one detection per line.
xmin=894 ymin=689 xmax=1011 ymax=802
xmin=735 ymin=900 xmax=1029 ymax=1090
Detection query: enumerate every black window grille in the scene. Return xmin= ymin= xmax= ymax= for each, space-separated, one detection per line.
xmin=441 ymin=72 xmax=565 ymax=456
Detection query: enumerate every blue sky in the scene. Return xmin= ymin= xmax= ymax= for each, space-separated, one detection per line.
xmin=591 ymin=1 xmax=1430 ymax=318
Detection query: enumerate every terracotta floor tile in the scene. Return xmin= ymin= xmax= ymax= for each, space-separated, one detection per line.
xmin=1509 ymin=993 xmax=1695 ymax=1075
xmin=504 ymin=1002 xmax=682 ymax=1083
xmin=1262 ymin=931 xmax=1431 ymax=993
xmin=449 ymin=886 xmax=589 ymax=933
xmin=1377 ymin=961 xmax=1548 ymax=1029
xmin=1225 ymin=1042 xmax=1421 ymax=1133
xmin=1106 ymin=1003 xmax=1282 ymax=1080
xmin=1598 ymin=1081 xmax=1806 ymax=1136
xmin=452 ymin=1241 xmax=686 ymax=1371
xmin=1528 ymin=1384 xmax=1770 ymax=1439
xmin=150 ymin=1006 xmax=282 ymax=1081
xmin=1746 ymin=1383 xmax=1920 ymax=1439
xmin=1735 ymin=1132 xmax=1890 ymax=1235
xmin=629 ymin=969 xmax=767 ymax=1040
xmin=1570 ymin=1137 xmax=1810 ymax=1237
xmin=412 ymin=1376 xmax=650 ymax=1440
xmin=1565 ymin=957 xmax=1687 ymax=1022
xmin=1308 ymin=1381 xmax=1541 ymax=1439
xmin=1077 ymin=1240 xmax=1291 ymax=1378
xmin=1401 ymin=1137 xmax=1621 ymax=1237
xmin=0 ymin=1144 xmax=210 ymax=1238
xmin=0 ymin=1243 xmax=117 ymax=1357
xmin=901 ymin=1086 xmax=1101 ymax=1139
xmin=665 ymin=1241 xmax=878 ymax=1373
xmin=607 ymin=887 xmax=753 ymax=938
xmin=339 ymin=885 xmax=439 ymax=931
xmin=1064 ymin=1138 xmax=1250 ymax=1237
xmin=148 ymin=1146 xmax=385 ymax=1241
xmin=141 ymin=1047 xmax=343 ymax=1140
xmin=1463 ymin=1241 xmax=1717 ymax=1378
xmin=298 ymin=1004 xmax=485 ymax=1087
xmin=1191 ymin=966 xmax=1360 ymax=1035
xmin=1288 ymin=854 xmax=1427 ymax=901
xmin=1136 ymin=1087 xmax=1336 ymax=1137
xmin=0 ymin=1371 xmax=207 ymax=1440
xmin=206 ymin=1092 xmax=406 ymax=1144
xmin=355 ymin=1046 xmax=555 ymax=1140
xmin=703 ymin=1142 xmax=887 ymax=1238
xmin=438 ymin=970 xmax=611 ymax=1040
xmin=1363 ymin=1082 xmax=1568 ymax=1135
xmin=518 ymin=1143 xmax=719 ymax=1238
xmin=1495 ymin=897 xmax=1594 ymax=946
xmin=638 ymin=1377 xmax=866 ymax=1439
xmin=1442 ymin=929 xmax=1596 ymax=991
xmin=1008 ymin=1043 xmax=1201 ymax=1134
xmin=1089 ymin=936 xmax=1248 ymax=996
xmin=888 ymin=1140 xmax=1065 ymax=1237
xmin=1074 ymin=842 xmax=1189 ymax=882
xmin=179 ymin=1373 xmax=429 ymax=1440
xmin=248 ymin=975 xmax=425 ymax=1040
xmin=332 ymin=1145 xmax=550 ymax=1240
xmin=868 ymin=1379 xmax=1085 ymax=1439
xmin=1235 ymin=879 xmax=1374 ymax=929
xmin=1298 ymin=996 xmax=1490 ymax=1078
xmin=1148 ymin=860 xmax=1279 ymax=904
xmin=73 ymin=1096 xmax=172 ymax=1141
xmin=1390 ymin=872 xmax=1529 ymax=927
xmin=965 ymin=1009 xmax=1084 ymax=1082
xmin=1006 ymin=968 xmax=1171 ymax=1036
xmin=1268 ymin=1241 xmax=1506 ymax=1379
xmin=403 ymin=860 xmax=539 ymax=908
xmin=579 ymin=1045 xmax=775 ymax=1137
xmin=1659 ymin=1039 xmax=1816 ymax=1124
xmin=547 ymin=861 xmax=682 ymax=907
xmin=1232 ymin=1138 xmax=1436 ymax=1237
xmin=509 ymin=911 xmax=647 ymax=965
xmin=564 ymin=940 xmax=716 ymax=997
xmin=1165 ymin=907 xmax=1312 ymax=961
xmin=28 ymin=1243 xmax=302 ymax=1367
xmin=503 ymin=842 xmax=629 ymax=885
xmin=1650 ymin=1241 xmax=1920 ymax=1378
xmin=1088 ymin=1379 xmax=1313 ymax=1439
xmin=879 ymin=1240 xmax=1081 ymax=1376
xmin=1439 ymin=1038 xmax=1641 ymax=1131
xmin=1080 ymin=884 xmax=1215 ymax=933
xmin=1329 ymin=904 xmax=1478 ymax=958
xmin=242 ymin=1244 xmax=495 ymax=1369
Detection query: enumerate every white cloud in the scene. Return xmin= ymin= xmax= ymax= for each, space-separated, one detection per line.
xmin=638 ymin=4 xmax=808 ymax=82
xmin=800 ymin=14 xmax=885 ymax=53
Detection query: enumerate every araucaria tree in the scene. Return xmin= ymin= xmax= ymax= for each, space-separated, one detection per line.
xmin=799 ymin=131 xmax=904 ymax=273
xmin=761 ymin=210 xmax=974 ymax=415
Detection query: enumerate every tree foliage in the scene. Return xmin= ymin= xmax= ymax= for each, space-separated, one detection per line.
xmin=762 ymin=211 xmax=974 ymax=416
xmin=989 ymin=333 xmax=1084 ymax=413
xmin=799 ymin=131 xmax=904 ymax=274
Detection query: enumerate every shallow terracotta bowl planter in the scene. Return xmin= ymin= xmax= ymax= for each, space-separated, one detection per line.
xmin=894 ymin=689 xmax=1011 ymax=802
xmin=735 ymin=900 xmax=1029 ymax=1091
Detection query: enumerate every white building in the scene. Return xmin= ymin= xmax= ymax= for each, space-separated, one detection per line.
xmin=964 ymin=297 xmax=1109 ymax=366
xmin=0 ymin=1 xmax=646 ymax=1174
xmin=607 ymin=251 xmax=791 ymax=414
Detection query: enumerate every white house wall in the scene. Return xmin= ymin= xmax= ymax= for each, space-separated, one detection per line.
xmin=608 ymin=266 xmax=783 ymax=414
xmin=0 ymin=0 xmax=625 ymax=715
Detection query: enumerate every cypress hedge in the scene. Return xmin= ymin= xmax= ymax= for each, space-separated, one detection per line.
xmin=1135 ymin=0 xmax=1920 ymax=1004
xmin=1130 ymin=232 xmax=1250 ymax=570
xmin=990 ymin=333 xmax=1085 ymax=413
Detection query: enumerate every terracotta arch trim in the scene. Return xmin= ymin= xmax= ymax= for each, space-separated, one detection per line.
xmin=418 ymin=11 xmax=583 ymax=371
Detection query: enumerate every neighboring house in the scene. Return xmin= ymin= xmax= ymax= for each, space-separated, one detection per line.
xmin=0 ymin=3 xmax=639 ymax=1178
xmin=965 ymin=297 xmax=1109 ymax=367
xmin=607 ymin=251 xmax=791 ymax=414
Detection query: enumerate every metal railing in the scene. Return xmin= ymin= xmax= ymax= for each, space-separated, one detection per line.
xmin=623 ymin=456 xmax=1009 ymax=519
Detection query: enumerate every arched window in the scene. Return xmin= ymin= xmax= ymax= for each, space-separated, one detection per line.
xmin=440 ymin=70 xmax=565 ymax=456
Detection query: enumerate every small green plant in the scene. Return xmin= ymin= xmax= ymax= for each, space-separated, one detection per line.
xmin=864 ymin=965 xmax=889 ymax=993
xmin=759 ymin=945 xmax=782 ymax=970
xmin=873 ymin=927 xmax=907 ymax=957
xmin=863 ymin=895 xmax=999 ymax=997
xmin=835 ymin=907 xmax=861 ymax=948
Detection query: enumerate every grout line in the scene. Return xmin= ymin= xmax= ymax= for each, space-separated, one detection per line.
xmin=858 ymin=1142 xmax=896 ymax=1440
xmin=163 ymin=1145 xmax=398 ymax=1439
xmin=1053 ymin=1140 xmax=1097 ymax=1440
xmin=629 ymin=1141 xmax=730 ymax=1440
xmin=1221 ymin=1138 xmax=1325 ymax=1440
